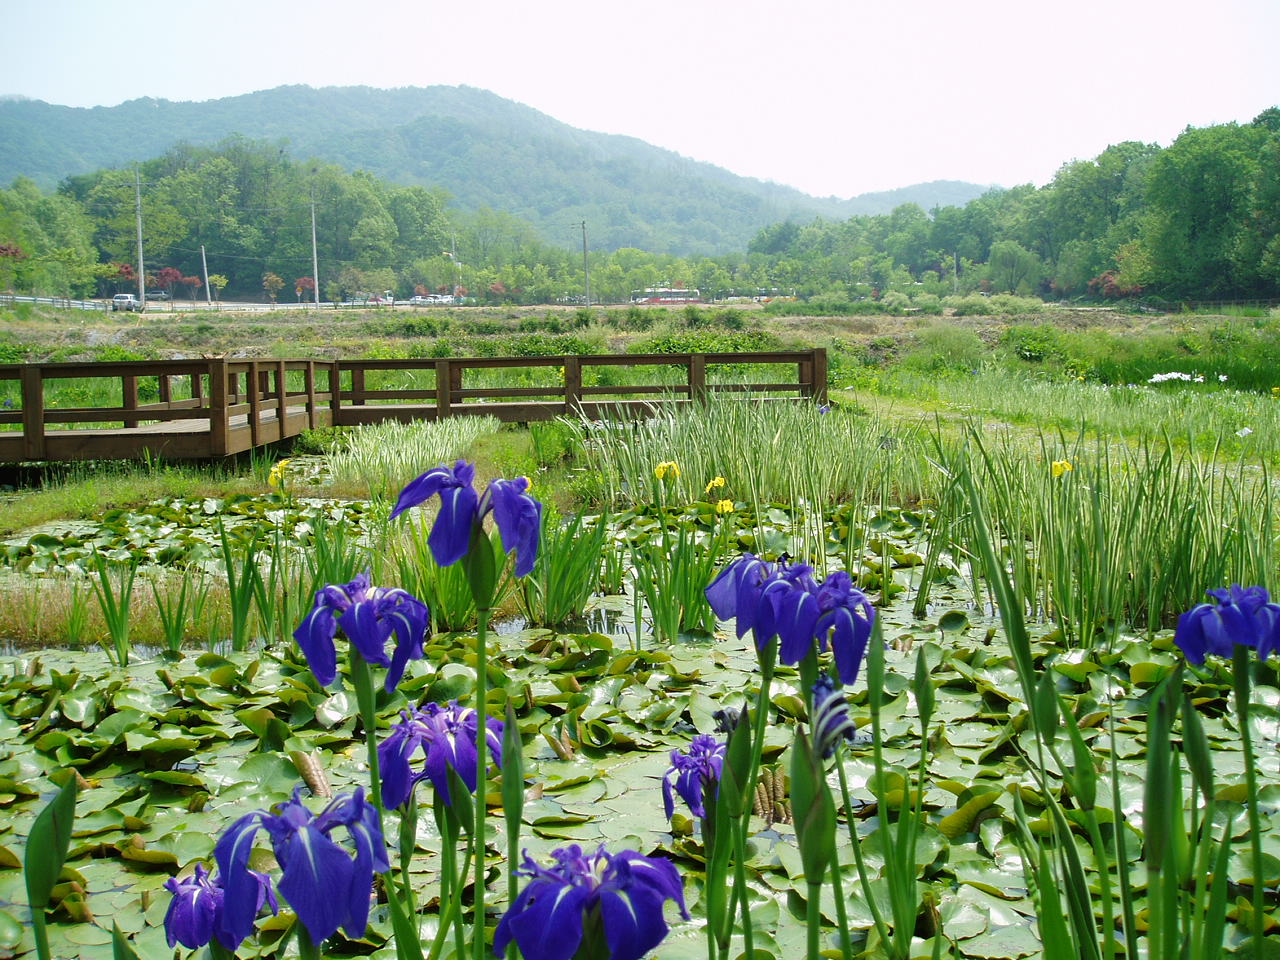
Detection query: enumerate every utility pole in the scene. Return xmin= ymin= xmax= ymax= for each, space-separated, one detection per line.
xmin=134 ymin=167 xmax=146 ymax=307
xmin=310 ymin=189 xmax=321 ymax=307
xmin=580 ymin=220 xmax=591 ymax=307
xmin=200 ymin=245 xmax=212 ymax=305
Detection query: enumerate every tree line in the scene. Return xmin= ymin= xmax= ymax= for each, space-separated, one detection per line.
xmin=1 ymin=111 xmax=1277 ymax=305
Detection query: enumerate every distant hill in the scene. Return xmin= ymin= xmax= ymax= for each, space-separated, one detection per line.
xmin=0 ymin=85 xmax=992 ymax=254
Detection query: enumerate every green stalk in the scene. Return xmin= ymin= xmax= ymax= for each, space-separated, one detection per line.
xmin=30 ymin=911 xmax=49 ymax=960
xmin=428 ymin=843 xmax=474 ymax=960
xmin=805 ymin=881 xmax=822 ymax=960
xmin=828 ymin=849 xmax=853 ymax=960
xmin=349 ymin=648 xmax=384 ymax=811
xmin=836 ymin=758 xmax=892 ymax=948
xmin=1231 ymin=647 xmax=1266 ymax=951
xmin=399 ymin=793 xmax=419 ymax=914
xmin=296 ymin=925 xmax=322 ymax=960
xmin=730 ymin=818 xmax=755 ymax=960
xmin=473 ymin=606 xmax=491 ymax=960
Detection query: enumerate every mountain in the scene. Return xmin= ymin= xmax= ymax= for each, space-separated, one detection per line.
xmin=0 ymin=85 xmax=992 ymax=254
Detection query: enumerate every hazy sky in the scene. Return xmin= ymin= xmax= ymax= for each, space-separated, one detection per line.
xmin=6 ymin=0 xmax=1279 ymax=197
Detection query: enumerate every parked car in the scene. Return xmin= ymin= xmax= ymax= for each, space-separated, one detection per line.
xmin=112 ymin=294 xmax=142 ymax=312
xmin=146 ymin=290 xmax=171 ymax=301
xmin=409 ymin=294 xmax=454 ymax=305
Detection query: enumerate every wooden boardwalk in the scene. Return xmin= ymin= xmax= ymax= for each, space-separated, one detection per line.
xmin=0 ymin=350 xmax=827 ymax=463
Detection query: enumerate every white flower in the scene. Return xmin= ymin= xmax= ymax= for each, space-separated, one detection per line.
xmin=1218 ymin=374 xmax=1229 ymax=382
xmin=1237 ymin=427 xmax=1254 ymax=438
xmin=1193 ymin=375 xmax=1205 ymax=383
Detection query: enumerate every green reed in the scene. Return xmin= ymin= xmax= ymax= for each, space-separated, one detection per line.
xmin=327 ymin=415 xmax=501 ymax=499
xmin=89 ymin=552 xmax=138 ymax=666
xmin=517 ymin=507 xmax=607 ymax=628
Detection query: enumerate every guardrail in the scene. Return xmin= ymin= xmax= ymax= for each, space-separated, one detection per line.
xmin=0 ymin=349 xmax=826 ymax=462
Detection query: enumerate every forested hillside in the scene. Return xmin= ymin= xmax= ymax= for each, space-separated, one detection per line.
xmin=1 ymin=109 xmax=1277 ymax=305
xmin=0 ymin=85 xmax=987 ymax=255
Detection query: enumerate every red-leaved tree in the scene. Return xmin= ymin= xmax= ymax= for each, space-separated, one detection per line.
xmin=181 ymin=275 xmax=202 ymax=302
xmin=155 ymin=266 xmax=183 ymax=299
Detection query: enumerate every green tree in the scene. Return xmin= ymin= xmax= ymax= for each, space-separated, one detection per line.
xmin=987 ymin=240 xmax=1044 ymax=294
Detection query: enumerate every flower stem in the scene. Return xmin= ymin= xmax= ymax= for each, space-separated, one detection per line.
xmin=296 ymin=925 xmax=322 ymax=960
xmin=473 ymin=606 xmax=491 ymax=960
xmin=828 ymin=849 xmax=853 ymax=960
xmin=349 ymin=648 xmax=384 ymax=812
xmin=836 ymin=752 xmax=892 ymax=949
xmin=1231 ymin=646 xmax=1265 ymax=950
xmin=399 ymin=792 xmax=419 ymax=914
xmin=731 ymin=819 xmax=755 ymax=960
xmin=805 ymin=881 xmax=822 ymax=960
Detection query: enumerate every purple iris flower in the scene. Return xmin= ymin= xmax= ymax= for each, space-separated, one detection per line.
xmin=706 ymin=553 xmax=820 ymax=652
xmin=811 ymin=672 xmax=856 ymax=759
xmin=163 ymin=863 xmax=277 ymax=951
xmin=214 ymin=787 xmax=388 ymax=948
xmin=378 ymin=701 xmax=504 ymax=810
xmin=493 ymin=845 xmax=689 ymax=960
xmin=708 ymin=555 xmax=876 ymax=683
xmin=293 ymin=571 xmax=429 ymax=692
xmin=813 ymin=571 xmax=876 ymax=685
xmin=706 ymin=553 xmax=777 ymax=645
xmin=1175 ymin=584 xmax=1280 ymax=664
xmin=662 ymin=733 xmax=726 ymax=821
xmin=389 ymin=459 xmax=543 ymax=577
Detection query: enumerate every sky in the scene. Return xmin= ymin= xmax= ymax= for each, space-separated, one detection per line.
xmin=6 ymin=0 xmax=1280 ymax=198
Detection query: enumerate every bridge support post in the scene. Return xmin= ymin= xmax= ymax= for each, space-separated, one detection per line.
xmin=563 ymin=356 xmax=582 ymax=414
xmin=20 ymin=366 xmax=45 ymax=460
xmin=122 ymin=375 xmax=139 ymax=429
xmin=248 ymin=361 xmax=261 ymax=448
xmin=275 ymin=360 xmax=288 ymax=441
xmin=305 ymin=362 xmax=317 ymax=430
xmin=435 ymin=360 xmax=452 ymax=419
xmin=689 ymin=354 xmax=707 ymax=402
xmin=208 ymin=360 xmax=229 ymax=456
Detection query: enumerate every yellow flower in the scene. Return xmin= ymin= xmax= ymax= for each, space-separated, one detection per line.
xmin=1272 ymin=386 xmax=1280 ymax=399
xmin=268 ymin=458 xmax=292 ymax=490
xmin=705 ymin=476 xmax=726 ymax=494
xmin=654 ymin=460 xmax=681 ymax=480
xmin=715 ymin=499 xmax=735 ymax=514
xmin=1051 ymin=460 xmax=1073 ymax=478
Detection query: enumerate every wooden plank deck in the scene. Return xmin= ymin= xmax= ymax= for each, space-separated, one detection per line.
xmin=0 ymin=350 xmax=827 ymax=463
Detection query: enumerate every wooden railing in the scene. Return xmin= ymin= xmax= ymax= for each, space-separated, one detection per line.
xmin=0 ymin=349 xmax=825 ymax=462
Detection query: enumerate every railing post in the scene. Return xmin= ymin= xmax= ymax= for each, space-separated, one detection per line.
xmin=330 ymin=362 xmax=342 ymax=426
xmin=208 ymin=360 xmax=229 ymax=456
xmin=158 ymin=374 xmax=172 ymax=405
xmin=122 ymin=374 xmax=139 ymax=429
xmin=192 ymin=371 xmax=205 ymax=404
xmin=435 ymin=360 xmax=452 ymax=419
xmin=20 ymin=365 xmax=45 ymax=460
xmin=689 ymin=353 xmax=707 ymax=402
xmin=563 ymin=356 xmax=582 ymax=413
xmin=811 ymin=348 xmax=828 ymax=403
xmin=275 ymin=360 xmax=288 ymax=440
xmin=248 ymin=361 xmax=261 ymax=448
xmin=305 ymin=362 xmax=317 ymax=430
xmin=351 ymin=367 xmax=366 ymax=406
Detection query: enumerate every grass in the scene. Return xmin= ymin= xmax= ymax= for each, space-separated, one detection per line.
xmin=0 ymin=462 xmax=254 ymax=537
xmin=326 ymin=415 xmax=502 ymax=500
xmin=873 ymin=367 xmax=1280 ymax=462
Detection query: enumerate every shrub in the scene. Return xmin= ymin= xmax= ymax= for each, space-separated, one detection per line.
xmin=911 ymin=293 xmax=944 ymax=315
xmin=880 ymin=291 xmax=911 ymax=314
xmin=902 ymin=323 xmax=987 ymax=374
xmin=1000 ymin=324 xmax=1064 ymax=363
